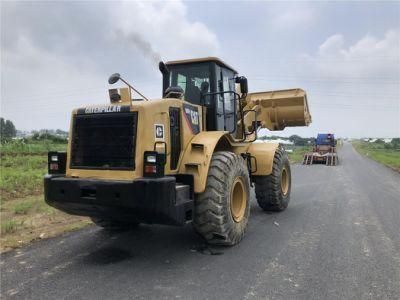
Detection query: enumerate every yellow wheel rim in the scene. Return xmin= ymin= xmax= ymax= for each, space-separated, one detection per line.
xmin=230 ymin=177 xmax=246 ymax=223
xmin=281 ymin=167 xmax=289 ymax=196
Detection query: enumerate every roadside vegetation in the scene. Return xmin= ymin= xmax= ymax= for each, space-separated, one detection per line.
xmin=352 ymin=139 xmax=400 ymax=172
xmin=286 ymin=146 xmax=310 ymax=163
xmin=258 ymin=134 xmax=313 ymax=163
xmin=0 ymin=137 xmax=91 ymax=252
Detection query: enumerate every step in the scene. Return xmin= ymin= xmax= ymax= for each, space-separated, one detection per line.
xmin=175 ymin=183 xmax=192 ymax=205
xmin=175 ymin=183 xmax=193 ymax=224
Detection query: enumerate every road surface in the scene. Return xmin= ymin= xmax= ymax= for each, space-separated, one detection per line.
xmin=1 ymin=143 xmax=400 ymax=299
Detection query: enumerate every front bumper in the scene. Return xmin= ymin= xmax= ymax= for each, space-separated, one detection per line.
xmin=44 ymin=175 xmax=193 ymax=226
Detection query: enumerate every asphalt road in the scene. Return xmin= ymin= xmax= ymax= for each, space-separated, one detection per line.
xmin=1 ymin=143 xmax=400 ymax=300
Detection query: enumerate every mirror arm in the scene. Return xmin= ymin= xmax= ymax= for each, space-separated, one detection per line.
xmin=119 ymin=78 xmax=149 ymax=101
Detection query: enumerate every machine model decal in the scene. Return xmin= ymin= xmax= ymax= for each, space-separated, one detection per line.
xmin=183 ymin=103 xmax=200 ymax=134
xmin=154 ymin=124 xmax=165 ymax=140
xmin=77 ymin=105 xmax=130 ymax=114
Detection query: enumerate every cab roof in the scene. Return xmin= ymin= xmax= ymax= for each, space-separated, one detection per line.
xmin=165 ymin=57 xmax=238 ymax=74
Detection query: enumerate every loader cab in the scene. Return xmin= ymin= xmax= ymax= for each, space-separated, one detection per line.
xmin=161 ymin=57 xmax=239 ymax=133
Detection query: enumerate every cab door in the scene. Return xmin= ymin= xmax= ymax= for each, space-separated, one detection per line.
xmin=216 ymin=66 xmax=236 ymax=132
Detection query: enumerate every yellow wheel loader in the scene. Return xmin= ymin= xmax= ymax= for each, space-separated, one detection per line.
xmin=44 ymin=57 xmax=311 ymax=245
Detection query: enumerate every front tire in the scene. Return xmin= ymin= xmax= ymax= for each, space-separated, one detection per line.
xmin=193 ymin=151 xmax=250 ymax=246
xmin=254 ymin=147 xmax=291 ymax=211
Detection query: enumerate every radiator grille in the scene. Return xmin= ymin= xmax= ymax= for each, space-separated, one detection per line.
xmin=70 ymin=112 xmax=138 ymax=170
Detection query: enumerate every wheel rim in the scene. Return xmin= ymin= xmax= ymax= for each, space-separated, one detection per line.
xmin=230 ymin=177 xmax=246 ymax=223
xmin=281 ymin=167 xmax=289 ymax=196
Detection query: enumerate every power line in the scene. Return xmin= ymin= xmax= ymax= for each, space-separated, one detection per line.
xmin=250 ymin=77 xmax=400 ymax=85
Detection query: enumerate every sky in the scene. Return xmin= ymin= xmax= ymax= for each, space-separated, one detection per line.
xmin=1 ymin=1 xmax=399 ymax=138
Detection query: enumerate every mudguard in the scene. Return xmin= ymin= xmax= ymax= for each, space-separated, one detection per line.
xmin=247 ymin=142 xmax=280 ymax=176
xmin=178 ymin=131 xmax=228 ymax=193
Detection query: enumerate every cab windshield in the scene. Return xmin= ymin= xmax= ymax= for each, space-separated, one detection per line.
xmin=168 ymin=64 xmax=211 ymax=105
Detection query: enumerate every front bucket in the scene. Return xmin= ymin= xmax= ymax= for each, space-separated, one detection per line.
xmin=246 ymin=88 xmax=312 ymax=131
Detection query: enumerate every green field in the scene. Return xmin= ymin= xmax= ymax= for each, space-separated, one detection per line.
xmin=0 ymin=139 xmax=66 ymax=154
xmin=1 ymin=140 xmax=67 ymax=199
xmin=0 ymin=139 xmax=90 ymax=252
xmin=286 ymin=146 xmax=310 ymax=163
xmin=352 ymin=140 xmax=400 ymax=171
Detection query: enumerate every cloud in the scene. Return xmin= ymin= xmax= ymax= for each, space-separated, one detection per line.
xmin=112 ymin=1 xmax=219 ymax=61
xmin=0 ymin=1 xmax=219 ymax=130
xmin=270 ymin=4 xmax=316 ymax=30
xmin=303 ymin=29 xmax=400 ymax=79
xmin=297 ymin=29 xmax=400 ymax=138
xmin=1 ymin=1 xmax=398 ymax=138
xmin=1 ymin=35 xmax=108 ymax=130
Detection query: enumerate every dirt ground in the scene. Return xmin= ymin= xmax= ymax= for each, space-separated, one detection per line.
xmin=0 ymin=195 xmax=91 ymax=253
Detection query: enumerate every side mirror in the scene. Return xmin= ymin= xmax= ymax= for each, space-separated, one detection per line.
xmin=159 ymin=61 xmax=169 ymax=75
xmin=235 ymin=76 xmax=248 ymax=94
xmin=108 ymin=73 xmax=121 ymax=84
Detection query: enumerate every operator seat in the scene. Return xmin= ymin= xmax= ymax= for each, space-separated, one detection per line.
xmin=185 ymin=82 xmax=201 ymax=105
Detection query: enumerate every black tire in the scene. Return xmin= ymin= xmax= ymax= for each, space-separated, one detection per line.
xmin=193 ymin=151 xmax=250 ymax=246
xmin=254 ymin=147 xmax=291 ymax=211
xmin=90 ymin=217 xmax=139 ymax=231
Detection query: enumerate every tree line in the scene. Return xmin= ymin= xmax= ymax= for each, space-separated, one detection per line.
xmin=0 ymin=118 xmax=17 ymax=141
xmin=372 ymin=138 xmax=400 ymax=150
xmin=1 ymin=118 xmax=68 ymax=144
xmin=288 ymin=135 xmax=314 ymax=146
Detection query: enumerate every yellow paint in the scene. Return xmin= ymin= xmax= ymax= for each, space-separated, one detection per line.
xmin=243 ymin=88 xmax=311 ymax=131
xmin=246 ymin=143 xmax=280 ymax=176
xmin=64 ymin=57 xmax=311 ymax=197
xmin=178 ymin=131 xmax=227 ymax=193
xmin=66 ymin=99 xmax=201 ymax=180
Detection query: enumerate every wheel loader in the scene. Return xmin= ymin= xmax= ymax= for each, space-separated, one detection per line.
xmin=44 ymin=57 xmax=311 ymax=245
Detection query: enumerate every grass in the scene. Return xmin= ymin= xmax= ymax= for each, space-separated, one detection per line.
xmin=286 ymin=146 xmax=310 ymax=163
xmin=13 ymin=201 xmax=34 ymax=215
xmin=0 ymin=139 xmax=90 ymax=252
xmin=1 ymin=155 xmax=49 ymax=199
xmin=1 ymin=220 xmax=19 ymax=235
xmin=0 ymin=194 xmax=91 ymax=251
xmin=0 ymin=139 xmax=67 ymax=154
xmin=352 ymin=140 xmax=400 ymax=171
xmin=1 ymin=140 xmax=67 ymax=199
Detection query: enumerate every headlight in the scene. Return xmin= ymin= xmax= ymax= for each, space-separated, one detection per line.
xmin=48 ymin=152 xmax=67 ymax=174
xmin=143 ymin=151 xmax=165 ymax=177
xmin=146 ymin=155 xmax=156 ymax=163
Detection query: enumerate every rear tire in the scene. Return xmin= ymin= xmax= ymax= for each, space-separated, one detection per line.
xmin=193 ymin=151 xmax=250 ymax=246
xmin=91 ymin=217 xmax=139 ymax=231
xmin=254 ymin=146 xmax=291 ymax=211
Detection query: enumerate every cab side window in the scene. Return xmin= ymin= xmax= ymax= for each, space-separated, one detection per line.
xmin=176 ymin=74 xmax=187 ymax=93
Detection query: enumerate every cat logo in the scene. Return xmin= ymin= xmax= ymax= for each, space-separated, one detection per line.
xmin=190 ymin=110 xmax=199 ymax=125
xmin=77 ymin=105 xmax=131 ymax=115
xmin=154 ymin=124 xmax=164 ymax=140
xmin=183 ymin=103 xmax=200 ymax=134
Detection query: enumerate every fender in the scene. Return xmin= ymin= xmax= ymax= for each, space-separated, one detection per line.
xmin=247 ymin=142 xmax=280 ymax=176
xmin=178 ymin=131 xmax=231 ymax=193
